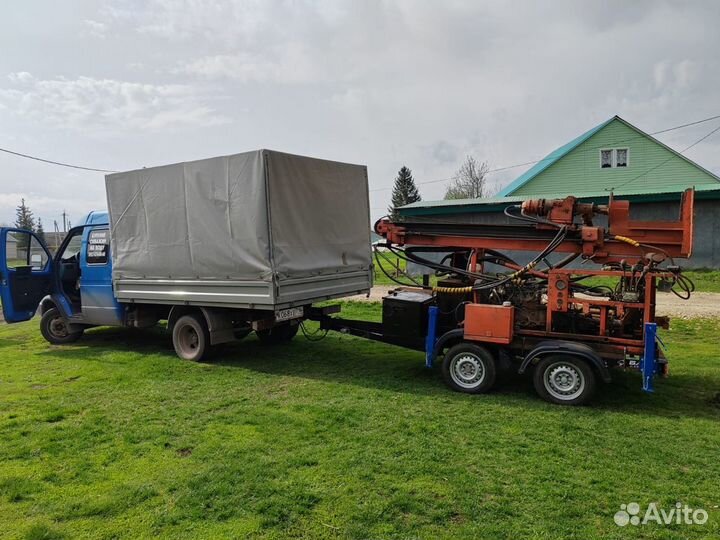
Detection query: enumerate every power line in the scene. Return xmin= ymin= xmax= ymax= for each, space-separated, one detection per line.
xmin=652 ymin=114 xmax=720 ymax=135
xmin=680 ymin=122 xmax=720 ymax=152
xmin=369 ymin=113 xmax=720 ymax=193
xmin=3 ymin=112 xmax=720 ymax=182
xmin=607 ymin=122 xmax=720 ymax=192
xmin=0 ymin=146 xmax=118 ymax=173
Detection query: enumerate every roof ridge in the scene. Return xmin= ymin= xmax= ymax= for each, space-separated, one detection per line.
xmin=498 ymin=115 xmax=720 ymax=196
xmin=497 ymin=117 xmax=616 ymax=196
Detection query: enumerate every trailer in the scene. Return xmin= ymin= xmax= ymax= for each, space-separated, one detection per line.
xmin=0 ymin=149 xmax=697 ymax=405
xmin=307 ymin=189 xmax=696 ymax=404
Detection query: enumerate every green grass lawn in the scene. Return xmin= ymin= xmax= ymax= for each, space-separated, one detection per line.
xmin=1 ymin=303 xmax=719 ymax=539
xmin=670 ymin=269 xmax=720 ymax=293
xmin=372 ymin=253 xmax=418 ymax=286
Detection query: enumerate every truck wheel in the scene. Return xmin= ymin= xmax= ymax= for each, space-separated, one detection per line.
xmin=256 ymin=322 xmax=299 ymax=345
xmin=172 ymin=314 xmax=211 ymax=361
xmin=442 ymin=343 xmax=497 ymax=394
xmin=40 ymin=307 xmax=83 ymax=345
xmin=533 ymin=355 xmax=596 ymax=406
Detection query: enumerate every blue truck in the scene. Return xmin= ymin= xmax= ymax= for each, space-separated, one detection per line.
xmin=0 ymin=150 xmax=373 ymax=361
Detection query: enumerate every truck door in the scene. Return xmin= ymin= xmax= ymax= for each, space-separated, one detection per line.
xmin=79 ymin=227 xmax=123 ymax=326
xmin=0 ymin=228 xmax=54 ymax=323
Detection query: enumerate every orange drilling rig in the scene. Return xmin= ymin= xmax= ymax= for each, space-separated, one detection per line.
xmin=315 ymin=189 xmax=695 ymax=405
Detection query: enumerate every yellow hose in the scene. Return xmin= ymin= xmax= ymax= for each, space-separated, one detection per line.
xmin=614 ymin=235 xmax=640 ymax=247
xmin=432 ymin=259 xmax=540 ymax=295
xmin=432 ymin=285 xmax=473 ymax=294
xmin=510 ymin=259 xmax=538 ymax=279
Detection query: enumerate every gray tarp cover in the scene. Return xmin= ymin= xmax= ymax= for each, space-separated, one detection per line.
xmin=105 ymin=150 xmax=371 ymax=282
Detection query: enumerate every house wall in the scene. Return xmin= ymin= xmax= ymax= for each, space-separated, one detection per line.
xmin=6 ymin=240 xmax=17 ymax=260
xmin=511 ymin=119 xmax=720 ymax=196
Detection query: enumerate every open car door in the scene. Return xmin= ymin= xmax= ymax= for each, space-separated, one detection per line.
xmin=0 ymin=228 xmax=54 ymax=323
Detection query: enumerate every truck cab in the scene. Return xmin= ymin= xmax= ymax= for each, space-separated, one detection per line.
xmin=1 ymin=210 xmax=303 ymax=358
xmin=0 ymin=211 xmax=123 ymax=341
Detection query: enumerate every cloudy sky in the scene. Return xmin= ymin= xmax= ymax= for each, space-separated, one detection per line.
xmin=1 ymin=0 xmax=719 ymax=228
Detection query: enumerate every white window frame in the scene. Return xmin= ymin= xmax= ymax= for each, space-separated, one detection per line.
xmin=615 ymin=148 xmax=629 ymax=168
xmin=599 ymin=148 xmax=630 ymax=169
xmin=599 ymin=149 xmax=614 ymax=169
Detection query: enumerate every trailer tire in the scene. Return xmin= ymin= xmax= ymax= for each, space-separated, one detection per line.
xmin=442 ymin=343 xmax=497 ymax=394
xmin=533 ymin=355 xmax=596 ymax=406
xmin=256 ymin=322 xmax=299 ymax=345
xmin=172 ymin=314 xmax=211 ymax=362
xmin=40 ymin=308 xmax=83 ymax=345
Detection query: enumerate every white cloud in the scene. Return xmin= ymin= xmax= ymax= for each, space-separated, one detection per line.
xmin=179 ymin=44 xmax=321 ymax=84
xmin=0 ymin=72 xmax=228 ymax=132
xmin=106 ymin=0 xmax=272 ymax=44
xmin=83 ymin=19 xmax=107 ymax=38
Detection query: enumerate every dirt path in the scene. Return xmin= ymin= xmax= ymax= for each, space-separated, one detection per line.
xmin=347 ymin=286 xmax=720 ymax=319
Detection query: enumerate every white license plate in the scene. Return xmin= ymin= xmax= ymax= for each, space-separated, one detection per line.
xmin=275 ymin=307 xmax=304 ymax=322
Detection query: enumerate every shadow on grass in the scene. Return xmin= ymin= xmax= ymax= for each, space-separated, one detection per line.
xmin=36 ymin=325 xmax=720 ymax=421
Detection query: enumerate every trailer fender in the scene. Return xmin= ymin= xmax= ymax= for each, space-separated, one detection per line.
xmin=519 ymin=340 xmax=611 ymax=383
xmin=429 ymin=329 xmax=465 ymax=366
xmin=168 ymin=306 xmax=236 ymax=345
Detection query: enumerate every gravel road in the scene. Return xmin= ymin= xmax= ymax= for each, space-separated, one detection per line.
xmin=347 ymin=286 xmax=720 ymax=319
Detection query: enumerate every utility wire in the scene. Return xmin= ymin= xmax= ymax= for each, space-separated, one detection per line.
xmin=369 ymin=113 xmax=720 ymax=192
xmin=606 ymin=122 xmax=720 ymax=192
xmin=0 ymin=146 xmax=119 ymax=173
xmin=3 ymin=113 xmax=720 ymax=180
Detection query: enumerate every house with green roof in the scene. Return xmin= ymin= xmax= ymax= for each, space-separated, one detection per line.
xmin=399 ymin=116 xmax=720 ymax=268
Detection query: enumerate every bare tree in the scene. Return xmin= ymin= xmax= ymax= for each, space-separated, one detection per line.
xmin=444 ymin=156 xmax=490 ymax=200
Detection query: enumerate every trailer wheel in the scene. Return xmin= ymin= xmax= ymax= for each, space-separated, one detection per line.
xmin=256 ymin=322 xmax=299 ymax=345
xmin=40 ymin=307 xmax=83 ymax=345
xmin=172 ymin=314 xmax=211 ymax=361
xmin=442 ymin=343 xmax=497 ymax=394
xmin=533 ymin=355 xmax=596 ymax=406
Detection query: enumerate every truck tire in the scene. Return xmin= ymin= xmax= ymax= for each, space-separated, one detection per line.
xmin=533 ymin=355 xmax=596 ymax=406
xmin=172 ymin=314 xmax=211 ymax=361
xmin=442 ymin=343 xmax=497 ymax=394
xmin=40 ymin=307 xmax=83 ymax=345
xmin=256 ymin=322 xmax=299 ymax=345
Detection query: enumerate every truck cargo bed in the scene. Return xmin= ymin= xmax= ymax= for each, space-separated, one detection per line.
xmin=105 ymin=150 xmax=372 ymax=309
xmin=112 ymin=269 xmax=371 ymax=309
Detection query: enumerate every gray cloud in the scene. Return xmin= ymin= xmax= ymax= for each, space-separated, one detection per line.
xmin=0 ymin=72 xmax=228 ymax=132
xmin=429 ymin=141 xmax=459 ymax=165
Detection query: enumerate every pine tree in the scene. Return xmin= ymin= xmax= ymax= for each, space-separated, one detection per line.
xmin=388 ymin=166 xmax=421 ymax=218
xmin=15 ymin=198 xmax=35 ymax=231
xmin=36 ymin=217 xmax=46 ymax=242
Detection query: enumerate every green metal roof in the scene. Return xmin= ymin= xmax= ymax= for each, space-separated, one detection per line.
xmin=496 ymin=117 xmax=615 ymax=196
xmin=398 ymin=183 xmax=720 ymax=217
